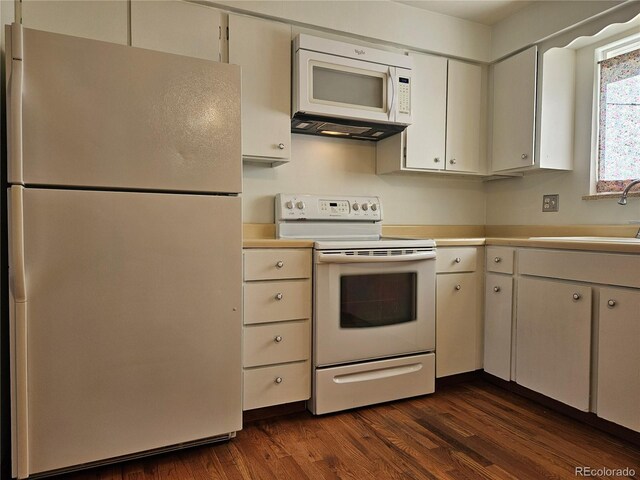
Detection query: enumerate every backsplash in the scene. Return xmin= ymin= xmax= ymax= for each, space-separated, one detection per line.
xmin=242 ymin=135 xmax=487 ymax=225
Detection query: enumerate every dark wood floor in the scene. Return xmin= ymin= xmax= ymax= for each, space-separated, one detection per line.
xmin=58 ymin=381 xmax=640 ymax=480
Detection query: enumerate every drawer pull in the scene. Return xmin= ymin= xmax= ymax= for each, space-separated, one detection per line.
xmin=275 ymin=260 xmax=284 ymax=269
xmin=494 ymin=257 xmax=502 ymax=263
xmin=607 ymin=299 xmax=616 ymax=308
xmin=493 ymin=286 xmax=501 ymax=293
xmin=274 ymin=377 xmax=283 ymax=384
xmin=454 ymin=257 xmax=462 ymax=264
xmin=274 ymin=335 xmax=283 ymax=343
xmin=455 ymin=285 xmax=462 ymax=291
xmin=572 ymin=293 xmax=581 ymax=301
xmin=275 ymin=293 xmax=283 ymax=301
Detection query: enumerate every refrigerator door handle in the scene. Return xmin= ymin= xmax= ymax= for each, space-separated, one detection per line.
xmin=8 ymin=58 xmax=23 ymax=184
xmin=9 ymin=186 xmax=29 ymax=478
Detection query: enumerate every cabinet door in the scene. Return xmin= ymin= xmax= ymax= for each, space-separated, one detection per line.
xmin=516 ymin=277 xmax=591 ymax=410
xmin=484 ymin=273 xmax=513 ymax=381
xmin=22 ymin=0 xmax=128 ymax=44
xmin=597 ymin=288 xmax=640 ymax=432
xmin=491 ymin=46 xmax=537 ymax=172
xmin=131 ymin=1 xmax=221 ymax=61
xmin=404 ymin=54 xmax=447 ymax=170
xmin=229 ymin=14 xmax=291 ymax=161
xmin=446 ymin=60 xmax=482 ymax=173
xmin=436 ymin=273 xmax=479 ymax=377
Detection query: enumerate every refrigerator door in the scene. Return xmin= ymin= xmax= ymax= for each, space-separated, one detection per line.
xmin=9 ymin=186 xmax=242 ymax=476
xmin=8 ymin=25 xmax=241 ymax=193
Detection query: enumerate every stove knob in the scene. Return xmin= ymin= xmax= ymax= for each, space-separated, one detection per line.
xmin=352 ymin=203 xmax=359 ymax=211
xmin=296 ymin=201 xmax=305 ymax=210
xmin=371 ymin=204 xmax=378 ymax=212
xmin=285 ymin=201 xmax=294 ymax=210
xmin=361 ymin=203 xmax=369 ymax=211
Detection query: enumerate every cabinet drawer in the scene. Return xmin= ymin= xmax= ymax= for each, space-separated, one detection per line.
xmin=244 ymin=249 xmax=311 ymax=281
xmin=487 ymin=247 xmax=514 ymax=274
xmin=244 ymin=280 xmax=311 ymax=325
xmin=243 ymin=360 xmax=310 ymax=410
xmin=243 ymin=320 xmax=310 ymax=367
xmin=436 ymin=247 xmax=477 ymax=273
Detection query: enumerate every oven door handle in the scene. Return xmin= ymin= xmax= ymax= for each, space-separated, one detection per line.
xmin=316 ymin=251 xmax=436 ymax=264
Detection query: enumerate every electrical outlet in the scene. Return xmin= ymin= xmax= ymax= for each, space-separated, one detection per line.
xmin=542 ymin=194 xmax=559 ymax=212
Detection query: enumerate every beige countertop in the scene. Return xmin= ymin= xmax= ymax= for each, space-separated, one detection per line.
xmin=242 ymin=224 xmax=640 ymax=253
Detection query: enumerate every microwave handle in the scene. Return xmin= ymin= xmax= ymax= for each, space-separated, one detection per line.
xmin=388 ymin=67 xmax=396 ymax=122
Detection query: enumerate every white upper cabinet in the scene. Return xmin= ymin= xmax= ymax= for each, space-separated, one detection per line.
xmin=130 ymin=1 xmax=221 ymax=61
xmin=491 ymin=47 xmax=537 ymax=173
xmin=377 ymin=54 xmax=484 ymax=175
xmin=446 ymin=60 xmax=482 ymax=173
xmin=228 ymin=14 xmax=292 ymax=165
xmin=21 ymin=0 xmax=128 ymax=44
xmin=404 ymin=54 xmax=447 ymax=170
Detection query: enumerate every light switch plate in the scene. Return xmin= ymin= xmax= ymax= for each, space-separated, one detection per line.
xmin=543 ymin=194 xmax=559 ymax=212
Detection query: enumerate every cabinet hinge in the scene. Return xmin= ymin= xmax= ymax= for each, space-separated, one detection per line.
xmin=226 ymin=26 xmax=229 ymax=41
xmin=403 ymin=145 xmax=407 ymax=160
xmin=219 ymin=26 xmax=221 ymax=40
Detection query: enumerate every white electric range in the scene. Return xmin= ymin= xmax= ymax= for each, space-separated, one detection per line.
xmin=275 ymin=194 xmax=437 ymax=414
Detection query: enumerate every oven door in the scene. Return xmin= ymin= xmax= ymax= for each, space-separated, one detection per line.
xmin=314 ymin=250 xmax=436 ymax=367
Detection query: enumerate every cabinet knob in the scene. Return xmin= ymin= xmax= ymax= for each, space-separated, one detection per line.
xmin=434 ymin=157 xmax=441 ymax=163
xmin=454 ymin=257 xmax=462 ymax=264
xmin=450 ymin=159 xmax=457 ymax=165
xmin=274 ymin=335 xmax=283 ymax=343
xmin=521 ymin=153 xmax=528 ymax=159
xmin=278 ymin=143 xmax=285 ymax=150
xmin=274 ymin=377 xmax=283 ymax=384
xmin=275 ymin=292 xmax=283 ymax=301
xmin=275 ymin=260 xmax=284 ymax=268
xmin=455 ymin=285 xmax=462 ymax=291
xmin=607 ymin=299 xmax=616 ymax=308
xmin=494 ymin=257 xmax=502 ymax=263
xmin=493 ymin=286 xmax=501 ymax=293
xmin=572 ymin=293 xmax=581 ymax=300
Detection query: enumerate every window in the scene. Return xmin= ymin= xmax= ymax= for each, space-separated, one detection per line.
xmin=595 ymin=36 xmax=640 ymax=193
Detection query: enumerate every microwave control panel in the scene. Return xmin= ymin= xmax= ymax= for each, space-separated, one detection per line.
xmin=276 ymin=194 xmax=382 ymax=221
xmin=398 ymin=77 xmax=411 ymax=115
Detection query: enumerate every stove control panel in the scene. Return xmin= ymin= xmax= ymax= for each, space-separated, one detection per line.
xmin=276 ymin=194 xmax=382 ymax=221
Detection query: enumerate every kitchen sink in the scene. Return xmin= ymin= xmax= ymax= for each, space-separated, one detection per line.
xmin=529 ymin=236 xmax=640 ymax=244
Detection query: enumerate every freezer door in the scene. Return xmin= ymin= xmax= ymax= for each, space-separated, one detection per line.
xmin=9 ymin=25 xmax=241 ymax=193
xmin=9 ymin=186 xmax=242 ymax=476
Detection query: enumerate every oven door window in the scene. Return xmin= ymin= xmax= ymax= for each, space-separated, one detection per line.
xmin=340 ymin=272 xmax=417 ymax=328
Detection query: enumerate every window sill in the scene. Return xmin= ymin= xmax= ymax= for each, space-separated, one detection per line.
xmin=582 ymin=192 xmax=640 ymax=201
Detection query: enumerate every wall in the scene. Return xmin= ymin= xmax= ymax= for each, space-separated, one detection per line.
xmin=204 ymin=0 xmax=492 ymax=62
xmin=491 ymin=0 xmax=626 ymax=60
xmin=485 ymin=22 xmax=640 ymax=226
xmin=243 ymin=135 xmax=486 ymax=225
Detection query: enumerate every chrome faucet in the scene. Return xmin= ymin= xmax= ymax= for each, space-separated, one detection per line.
xmin=618 ymin=179 xmax=640 ymax=205
xmin=618 ymin=179 xmax=640 ymax=239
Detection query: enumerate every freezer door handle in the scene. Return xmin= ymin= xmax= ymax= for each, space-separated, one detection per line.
xmin=9 ymin=186 xmax=29 ymax=478
xmin=8 ymin=58 xmax=23 ymax=184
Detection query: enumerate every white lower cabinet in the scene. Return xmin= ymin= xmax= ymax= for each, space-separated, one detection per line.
xmin=242 ymin=248 xmax=312 ymax=410
xmin=436 ymin=247 xmax=483 ymax=378
xmin=483 ymin=273 xmax=513 ymax=381
xmin=597 ymin=287 xmax=640 ymax=432
xmin=516 ymin=277 xmax=592 ymax=411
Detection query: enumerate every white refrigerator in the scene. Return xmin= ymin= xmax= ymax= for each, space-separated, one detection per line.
xmin=6 ymin=24 xmax=242 ymax=478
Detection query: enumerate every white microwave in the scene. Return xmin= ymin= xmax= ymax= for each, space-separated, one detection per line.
xmin=292 ymin=34 xmax=413 ymax=141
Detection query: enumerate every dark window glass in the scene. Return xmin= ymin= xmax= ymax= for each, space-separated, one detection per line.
xmin=340 ymin=273 xmax=417 ymax=328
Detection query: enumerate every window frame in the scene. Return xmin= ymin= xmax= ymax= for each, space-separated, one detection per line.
xmin=592 ymin=34 xmax=640 ymax=194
